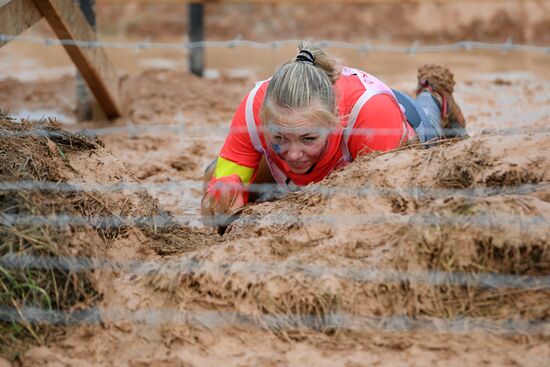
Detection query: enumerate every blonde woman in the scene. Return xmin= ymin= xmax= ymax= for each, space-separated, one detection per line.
xmin=202 ymin=41 xmax=466 ymax=231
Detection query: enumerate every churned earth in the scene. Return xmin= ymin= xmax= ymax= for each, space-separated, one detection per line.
xmin=1 ymin=61 xmax=549 ymax=367
xmin=1 ymin=2 xmax=550 ymax=366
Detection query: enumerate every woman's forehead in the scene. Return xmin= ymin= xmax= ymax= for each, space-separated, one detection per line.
xmin=268 ymin=122 xmax=328 ymax=136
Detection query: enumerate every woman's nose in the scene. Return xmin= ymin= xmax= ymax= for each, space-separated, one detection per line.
xmin=286 ymin=144 xmax=303 ymax=160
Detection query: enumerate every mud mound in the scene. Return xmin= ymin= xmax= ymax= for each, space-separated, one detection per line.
xmin=382 ymin=194 xmax=550 ymax=318
xmin=0 ymin=77 xmax=75 ymax=123
xmin=0 ymin=115 xmax=103 ymax=356
xmin=147 ymin=135 xmax=550 ymax=338
xmin=0 ymin=114 xmax=216 ymax=358
xmin=120 ymin=69 xmax=249 ymax=125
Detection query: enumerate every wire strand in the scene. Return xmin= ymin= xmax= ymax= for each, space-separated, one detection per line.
xmin=1 ymin=34 xmax=549 ymax=54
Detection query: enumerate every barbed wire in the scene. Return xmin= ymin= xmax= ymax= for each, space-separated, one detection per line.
xmin=1 ymin=34 xmax=549 ymax=54
xmin=2 ymin=254 xmax=550 ymax=290
xmin=1 ymin=212 xmax=547 ymax=229
xmin=1 ymin=306 xmax=549 ymax=335
xmin=0 ymin=179 xmax=547 ymax=199
xmin=1 ymin=124 xmax=549 ymax=140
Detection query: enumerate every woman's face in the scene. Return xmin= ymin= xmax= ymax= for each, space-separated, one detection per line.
xmin=267 ymin=121 xmax=329 ymax=174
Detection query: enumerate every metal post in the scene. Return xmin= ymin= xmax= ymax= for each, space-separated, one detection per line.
xmin=76 ymin=0 xmax=96 ymax=121
xmin=188 ymin=3 xmax=204 ymax=77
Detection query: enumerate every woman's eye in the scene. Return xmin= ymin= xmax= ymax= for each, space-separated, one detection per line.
xmin=272 ymin=135 xmax=283 ymax=143
xmin=301 ymin=136 xmax=318 ymax=142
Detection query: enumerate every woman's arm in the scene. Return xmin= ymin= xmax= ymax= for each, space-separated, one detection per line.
xmin=216 ymin=93 xmax=262 ymax=183
xmin=201 ymin=93 xmax=263 ymax=225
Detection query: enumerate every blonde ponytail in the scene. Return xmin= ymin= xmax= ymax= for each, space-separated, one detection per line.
xmin=260 ymin=40 xmax=341 ymax=130
xmin=298 ymin=40 xmax=340 ymax=84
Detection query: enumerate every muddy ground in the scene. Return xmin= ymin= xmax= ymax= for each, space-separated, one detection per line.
xmin=94 ymin=0 xmax=550 ymax=43
xmin=1 ymin=1 xmax=550 ymax=366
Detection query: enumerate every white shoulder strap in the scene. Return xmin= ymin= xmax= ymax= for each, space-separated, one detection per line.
xmin=246 ymin=81 xmax=266 ymax=153
xmin=341 ymin=68 xmax=410 ymax=161
xmin=341 ymin=89 xmax=408 ymax=161
xmin=341 ymin=89 xmax=380 ymax=162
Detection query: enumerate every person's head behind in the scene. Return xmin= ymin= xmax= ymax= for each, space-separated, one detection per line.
xmin=260 ymin=41 xmax=340 ymax=174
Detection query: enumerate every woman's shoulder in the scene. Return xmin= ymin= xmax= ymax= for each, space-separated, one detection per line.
xmin=335 ymin=72 xmax=368 ymax=115
xmin=250 ymin=79 xmax=270 ymax=104
xmin=336 ymin=73 xmax=365 ymax=92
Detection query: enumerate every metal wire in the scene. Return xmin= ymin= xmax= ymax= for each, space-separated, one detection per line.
xmin=1 ymin=34 xmax=549 ymax=54
xmin=0 ymin=179 xmax=547 ymax=199
xmin=2 ymin=254 xmax=550 ymax=290
xmin=1 ymin=124 xmax=549 ymax=139
xmin=1 ymin=306 xmax=548 ymax=335
xmin=1 ymin=212 xmax=547 ymax=228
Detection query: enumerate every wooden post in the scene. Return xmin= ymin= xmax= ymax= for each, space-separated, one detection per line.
xmin=0 ymin=0 xmax=43 ymax=48
xmin=188 ymin=2 xmax=204 ymax=77
xmin=76 ymin=0 xmax=97 ymax=121
xmin=32 ymin=0 xmax=122 ymax=119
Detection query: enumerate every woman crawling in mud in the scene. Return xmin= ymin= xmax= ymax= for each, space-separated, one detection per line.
xmin=202 ymin=40 xmax=467 ymax=233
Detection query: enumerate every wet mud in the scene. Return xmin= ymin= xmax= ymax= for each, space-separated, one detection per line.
xmin=1 ymin=2 xmax=550 ymax=366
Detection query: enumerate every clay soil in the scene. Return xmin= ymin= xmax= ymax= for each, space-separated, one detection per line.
xmin=1 ymin=2 xmax=550 ymax=366
xmin=95 ymin=0 xmax=550 ymax=43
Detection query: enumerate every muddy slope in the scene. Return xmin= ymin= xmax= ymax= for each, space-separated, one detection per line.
xmin=151 ymin=134 xmax=550 ymax=324
xmin=1 ymin=37 xmax=549 ymax=365
xmin=16 ymin=129 xmax=550 ymax=367
xmin=0 ymin=116 xmax=217 ymax=360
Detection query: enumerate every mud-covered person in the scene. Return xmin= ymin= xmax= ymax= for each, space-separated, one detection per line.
xmin=202 ymin=40 xmax=467 ymax=233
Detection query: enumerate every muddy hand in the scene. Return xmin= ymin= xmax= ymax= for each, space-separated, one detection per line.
xmin=201 ymin=198 xmax=244 ymax=235
xmin=201 ymin=174 xmax=247 ymax=231
xmin=212 ymin=188 xmax=245 ymax=229
xmin=201 ymin=192 xmax=244 ymax=228
xmin=216 ymin=206 xmax=245 ymax=235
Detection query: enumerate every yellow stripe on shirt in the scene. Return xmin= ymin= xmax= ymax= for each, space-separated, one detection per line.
xmin=214 ymin=156 xmax=255 ymax=185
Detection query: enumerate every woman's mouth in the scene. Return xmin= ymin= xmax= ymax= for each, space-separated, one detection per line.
xmin=287 ymin=160 xmax=312 ymax=170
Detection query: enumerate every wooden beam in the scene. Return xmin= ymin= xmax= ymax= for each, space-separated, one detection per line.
xmin=0 ymin=0 xmax=43 ymax=48
xmin=32 ymin=0 xmax=121 ymax=119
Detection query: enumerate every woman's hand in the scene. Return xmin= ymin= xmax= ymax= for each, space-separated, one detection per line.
xmin=201 ymin=174 xmax=247 ymax=228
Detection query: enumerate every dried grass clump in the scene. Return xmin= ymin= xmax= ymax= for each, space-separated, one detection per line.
xmin=435 ymin=141 xmax=491 ymax=189
xmin=146 ymin=255 xmax=347 ymax=338
xmin=0 ymin=113 xmax=219 ymax=355
xmin=384 ymin=195 xmax=550 ymax=319
xmin=145 ymin=223 xmax=218 ymax=256
xmin=485 ymin=158 xmax=546 ymax=187
xmin=405 ymin=197 xmax=550 ymax=272
xmin=0 ymin=115 xmax=101 ymax=356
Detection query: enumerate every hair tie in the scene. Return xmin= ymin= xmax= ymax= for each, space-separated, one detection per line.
xmin=296 ymin=49 xmax=315 ymax=64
